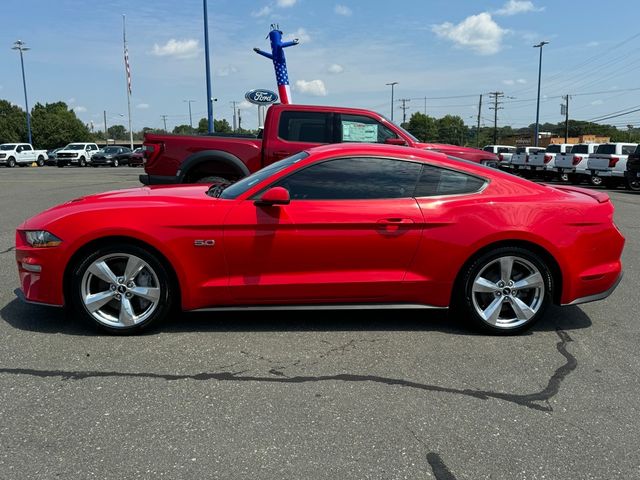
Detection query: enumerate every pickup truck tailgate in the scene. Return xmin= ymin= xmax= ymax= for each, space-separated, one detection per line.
xmin=587 ymin=154 xmax=611 ymax=171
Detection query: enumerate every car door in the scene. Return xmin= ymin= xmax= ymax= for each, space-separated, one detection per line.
xmin=223 ymin=156 xmax=425 ymax=303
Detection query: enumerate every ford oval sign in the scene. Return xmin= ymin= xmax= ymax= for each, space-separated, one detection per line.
xmin=245 ymin=89 xmax=279 ymax=105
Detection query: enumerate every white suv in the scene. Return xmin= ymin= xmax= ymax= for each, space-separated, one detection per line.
xmin=56 ymin=143 xmax=100 ymax=167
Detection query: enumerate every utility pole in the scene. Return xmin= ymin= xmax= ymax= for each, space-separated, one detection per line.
xmin=476 ymin=94 xmax=483 ymax=148
xmin=183 ymin=100 xmax=195 ymax=130
xmin=533 ymin=41 xmax=549 ymax=147
xmin=103 ymin=110 xmax=108 ymax=146
xmin=231 ymin=101 xmax=238 ymax=132
xmin=238 ymin=109 xmax=242 ymax=131
xmin=398 ymin=98 xmax=411 ymax=125
xmin=161 ymin=115 xmax=168 ymax=132
xmin=562 ymin=95 xmax=570 ymax=143
xmin=12 ymin=40 xmax=32 ymax=145
xmin=488 ymin=92 xmax=504 ymax=144
xmin=385 ymin=82 xmax=398 ymax=122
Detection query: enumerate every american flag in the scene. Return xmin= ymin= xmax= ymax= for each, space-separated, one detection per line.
xmin=124 ymin=46 xmax=132 ymax=95
xmin=275 ymin=61 xmax=291 ymax=104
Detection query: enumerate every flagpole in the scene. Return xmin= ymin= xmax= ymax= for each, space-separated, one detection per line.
xmin=123 ymin=14 xmax=133 ymax=149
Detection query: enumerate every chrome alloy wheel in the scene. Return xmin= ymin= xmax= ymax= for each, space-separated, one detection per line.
xmin=80 ymin=253 xmax=161 ymax=328
xmin=471 ymin=255 xmax=545 ymax=329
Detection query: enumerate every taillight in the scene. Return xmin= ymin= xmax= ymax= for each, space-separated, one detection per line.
xmin=572 ymin=155 xmax=582 ymax=165
xmin=608 ymin=156 xmax=620 ymax=168
xmin=544 ymin=154 xmax=553 ymax=164
xmin=142 ymin=143 xmax=163 ymax=164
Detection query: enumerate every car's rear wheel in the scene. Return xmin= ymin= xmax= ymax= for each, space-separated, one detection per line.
xmin=559 ymin=172 xmax=569 ymax=182
xmin=70 ymin=243 xmax=174 ymax=334
xmin=627 ymin=176 xmax=640 ymax=191
xmin=458 ymin=247 xmax=553 ymax=334
xmin=37 ymin=156 xmax=45 ymax=167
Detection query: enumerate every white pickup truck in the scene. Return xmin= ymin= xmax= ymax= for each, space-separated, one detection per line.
xmin=509 ymin=146 xmax=545 ymax=173
xmin=585 ymin=142 xmax=638 ymax=187
xmin=55 ymin=142 xmax=100 ymax=167
xmin=553 ymin=143 xmax=599 ymax=184
xmin=0 ymin=143 xmax=48 ymax=167
xmin=526 ymin=144 xmax=573 ymax=179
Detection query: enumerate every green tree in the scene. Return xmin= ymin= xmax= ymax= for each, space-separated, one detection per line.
xmin=30 ymin=101 xmax=91 ymax=149
xmin=0 ymin=100 xmax=27 ymax=143
xmin=404 ymin=112 xmax=437 ymax=142
xmin=197 ymin=118 xmax=233 ymax=134
xmin=172 ymin=124 xmax=193 ymax=135
xmin=435 ymin=115 xmax=467 ymax=145
xmin=107 ymin=124 xmax=126 ymax=140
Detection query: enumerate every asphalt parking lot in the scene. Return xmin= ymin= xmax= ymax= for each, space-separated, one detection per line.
xmin=0 ymin=167 xmax=639 ymax=479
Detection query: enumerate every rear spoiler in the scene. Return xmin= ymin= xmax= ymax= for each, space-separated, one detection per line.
xmin=551 ymin=185 xmax=610 ymax=203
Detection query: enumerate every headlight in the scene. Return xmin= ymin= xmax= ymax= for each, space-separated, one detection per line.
xmin=25 ymin=231 xmax=62 ymax=248
xmin=71 ymin=153 xmax=78 ymax=157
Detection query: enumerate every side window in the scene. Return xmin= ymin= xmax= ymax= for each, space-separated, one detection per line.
xmin=278 ymin=111 xmax=332 ymax=143
xmin=339 ymin=114 xmax=397 ymax=143
xmin=23 ymin=144 xmax=33 ymax=151
xmin=275 ymin=157 xmax=422 ymax=200
xmin=622 ymin=145 xmax=635 ymax=155
xmin=483 ymin=146 xmax=494 ymax=153
xmin=415 ymin=164 xmax=486 ymax=197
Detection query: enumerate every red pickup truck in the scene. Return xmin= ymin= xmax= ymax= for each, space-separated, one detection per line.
xmin=140 ymin=104 xmax=498 ymax=185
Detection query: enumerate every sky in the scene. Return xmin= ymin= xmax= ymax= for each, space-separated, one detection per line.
xmin=2 ymin=0 xmax=640 ymax=133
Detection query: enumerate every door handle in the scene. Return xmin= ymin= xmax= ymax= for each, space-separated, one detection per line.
xmin=377 ymin=218 xmax=414 ymax=225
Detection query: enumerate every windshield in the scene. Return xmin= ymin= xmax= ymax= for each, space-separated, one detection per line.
xmin=65 ymin=144 xmax=85 ymax=150
xmin=0 ymin=144 xmax=17 ymax=150
xmin=220 ymin=152 xmax=309 ymax=200
xmin=378 ymin=114 xmax=419 ymax=142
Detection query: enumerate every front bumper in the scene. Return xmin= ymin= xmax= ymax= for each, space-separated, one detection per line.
xmin=15 ymin=236 xmax=65 ymax=307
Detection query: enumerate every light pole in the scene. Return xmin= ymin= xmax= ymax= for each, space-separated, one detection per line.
xmin=184 ymin=100 xmax=195 ymax=130
xmin=533 ymin=41 xmax=549 ymax=147
xmin=385 ymin=82 xmax=398 ymax=122
xmin=203 ymin=0 xmax=215 ymax=133
xmin=12 ymin=40 xmax=32 ymax=145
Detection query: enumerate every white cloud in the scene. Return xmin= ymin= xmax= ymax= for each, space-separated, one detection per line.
xmin=136 ymin=103 xmax=150 ymax=109
xmin=503 ymin=79 xmax=515 ymax=85
xmin=591 ymin=99 xmax=604 ymax=106
xmin=495 ymin=0 xmax=544 ymax=16
xmin=334 ymin=4 xmax=352 ymax=16
xmin=432 ymin=13 xmax=507 ymax=55
xmin=73 ymin=106 xmax=87 ymax=113
xmin=587 ymin=41 xmax=600 ymax=47
xmin=68 ymin=97 xmax=76 ymax=104
xmin=152 ymin=39 xmax=199 ymax=59
xmin=517 ymin=78 xmax=527 ymax=84
xmin=216 ymin=65 xmax=238 ymax=77
xmin=327 ymin=63 xmax=344 ymax=74
xmin=277 ymin=0 xmax=297 ymax=7
xmin=286 ymin=28 xmax=311 ymax=43
xmin=294 ymin=79 xmax=328 ymax=96
xmin=251 ymin=6 xmax=272 ymax=17
xmin=239 ymin=100 xmax=255 ymax=110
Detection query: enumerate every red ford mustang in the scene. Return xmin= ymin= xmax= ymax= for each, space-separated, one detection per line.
xmin=15 ymin=144 xmax=624 ymax=334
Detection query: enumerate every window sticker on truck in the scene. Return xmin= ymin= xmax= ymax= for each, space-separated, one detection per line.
xmin=342 ymin=121 xmax=378 ymax=142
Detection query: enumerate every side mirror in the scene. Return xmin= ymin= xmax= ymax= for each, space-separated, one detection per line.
xmin=384 ymin=138 xmax=407 ymax=146
xmin=255 ymin=186 xmax=290 ymax=206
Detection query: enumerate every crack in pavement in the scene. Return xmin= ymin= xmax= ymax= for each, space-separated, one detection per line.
xmin=0 ymin=246 xmax=15 ymax=255
xmin=0 ymin=329 xmax=576 ymax=412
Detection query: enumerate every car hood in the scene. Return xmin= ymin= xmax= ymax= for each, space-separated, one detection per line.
xmin=417 ymin=143 xmax=499 ymax=162
xmin=20 ymin=184 xmax=214 ymax=229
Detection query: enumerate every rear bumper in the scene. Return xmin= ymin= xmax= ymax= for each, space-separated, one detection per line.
xmin=563 ymin=271 xmax=623 ymax=306
xmin=139 ymin=174 xmax=178 ymax=185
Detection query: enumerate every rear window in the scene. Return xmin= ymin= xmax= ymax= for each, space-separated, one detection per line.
xmin=278 ymin=111 xmax=333 ymax=143
xmin=497 ymin=147 xmax=515 ymax=154
xmin=622 ymin=145 xmax=636 ymax=155
xmin=515 ymin=147 xmax=527 ymax=154
xmin=483 ymin=146 xmax=494 ymax=152
xmin=571 ymin=145 xmax=589 ymax=154
xmin=596 ymin=144 xmax=616 ymax=154
xmin=546 ymin=145 xmax=561 ymax=153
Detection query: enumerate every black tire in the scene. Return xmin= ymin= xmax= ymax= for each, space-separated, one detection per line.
xmin=589 ymin=174 xmax=603 ymax=187
xmin=7 ymin=157 xmax=16 ymax=168
xmin=79 ymin=157 xmax=87 ymax=167
xmin=57 ymin=162 xmax=65 ymax=168
xmin=112 ymin=159 xmax=119 ymax=167
xmin=37 ymin=156 xmax=45 ymax=167
xmin=568 ymin=174 xmax=581 ymax=185
xmin=627 ymin=176 xmax=640 ymax=191
xmin=559 ymin=173 xmax=569 ymax=183
xmin=195 ymin=175 xmax=230 ymax=184
xmin=455 ymin=246 xmax=553 ymax=335
xmin=70 ymin=243 xmax=174 ymax=334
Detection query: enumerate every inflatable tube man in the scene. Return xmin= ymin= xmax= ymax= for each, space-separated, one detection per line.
xmin=254 ymin=24 xmax=299 ymax=104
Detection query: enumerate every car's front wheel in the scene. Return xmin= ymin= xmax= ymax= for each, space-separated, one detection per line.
xmin=458 ymin=247 xmax=553 ymax=334
xmin=7 ymin=157 xmax=16 ymax=168
xmin=79 ymin=157 xmax=87 ymax=167
xmin=70 ymin=243 xmax=174 ymax=334
xmin=112 ymin=159 xmax=119 ymax=167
